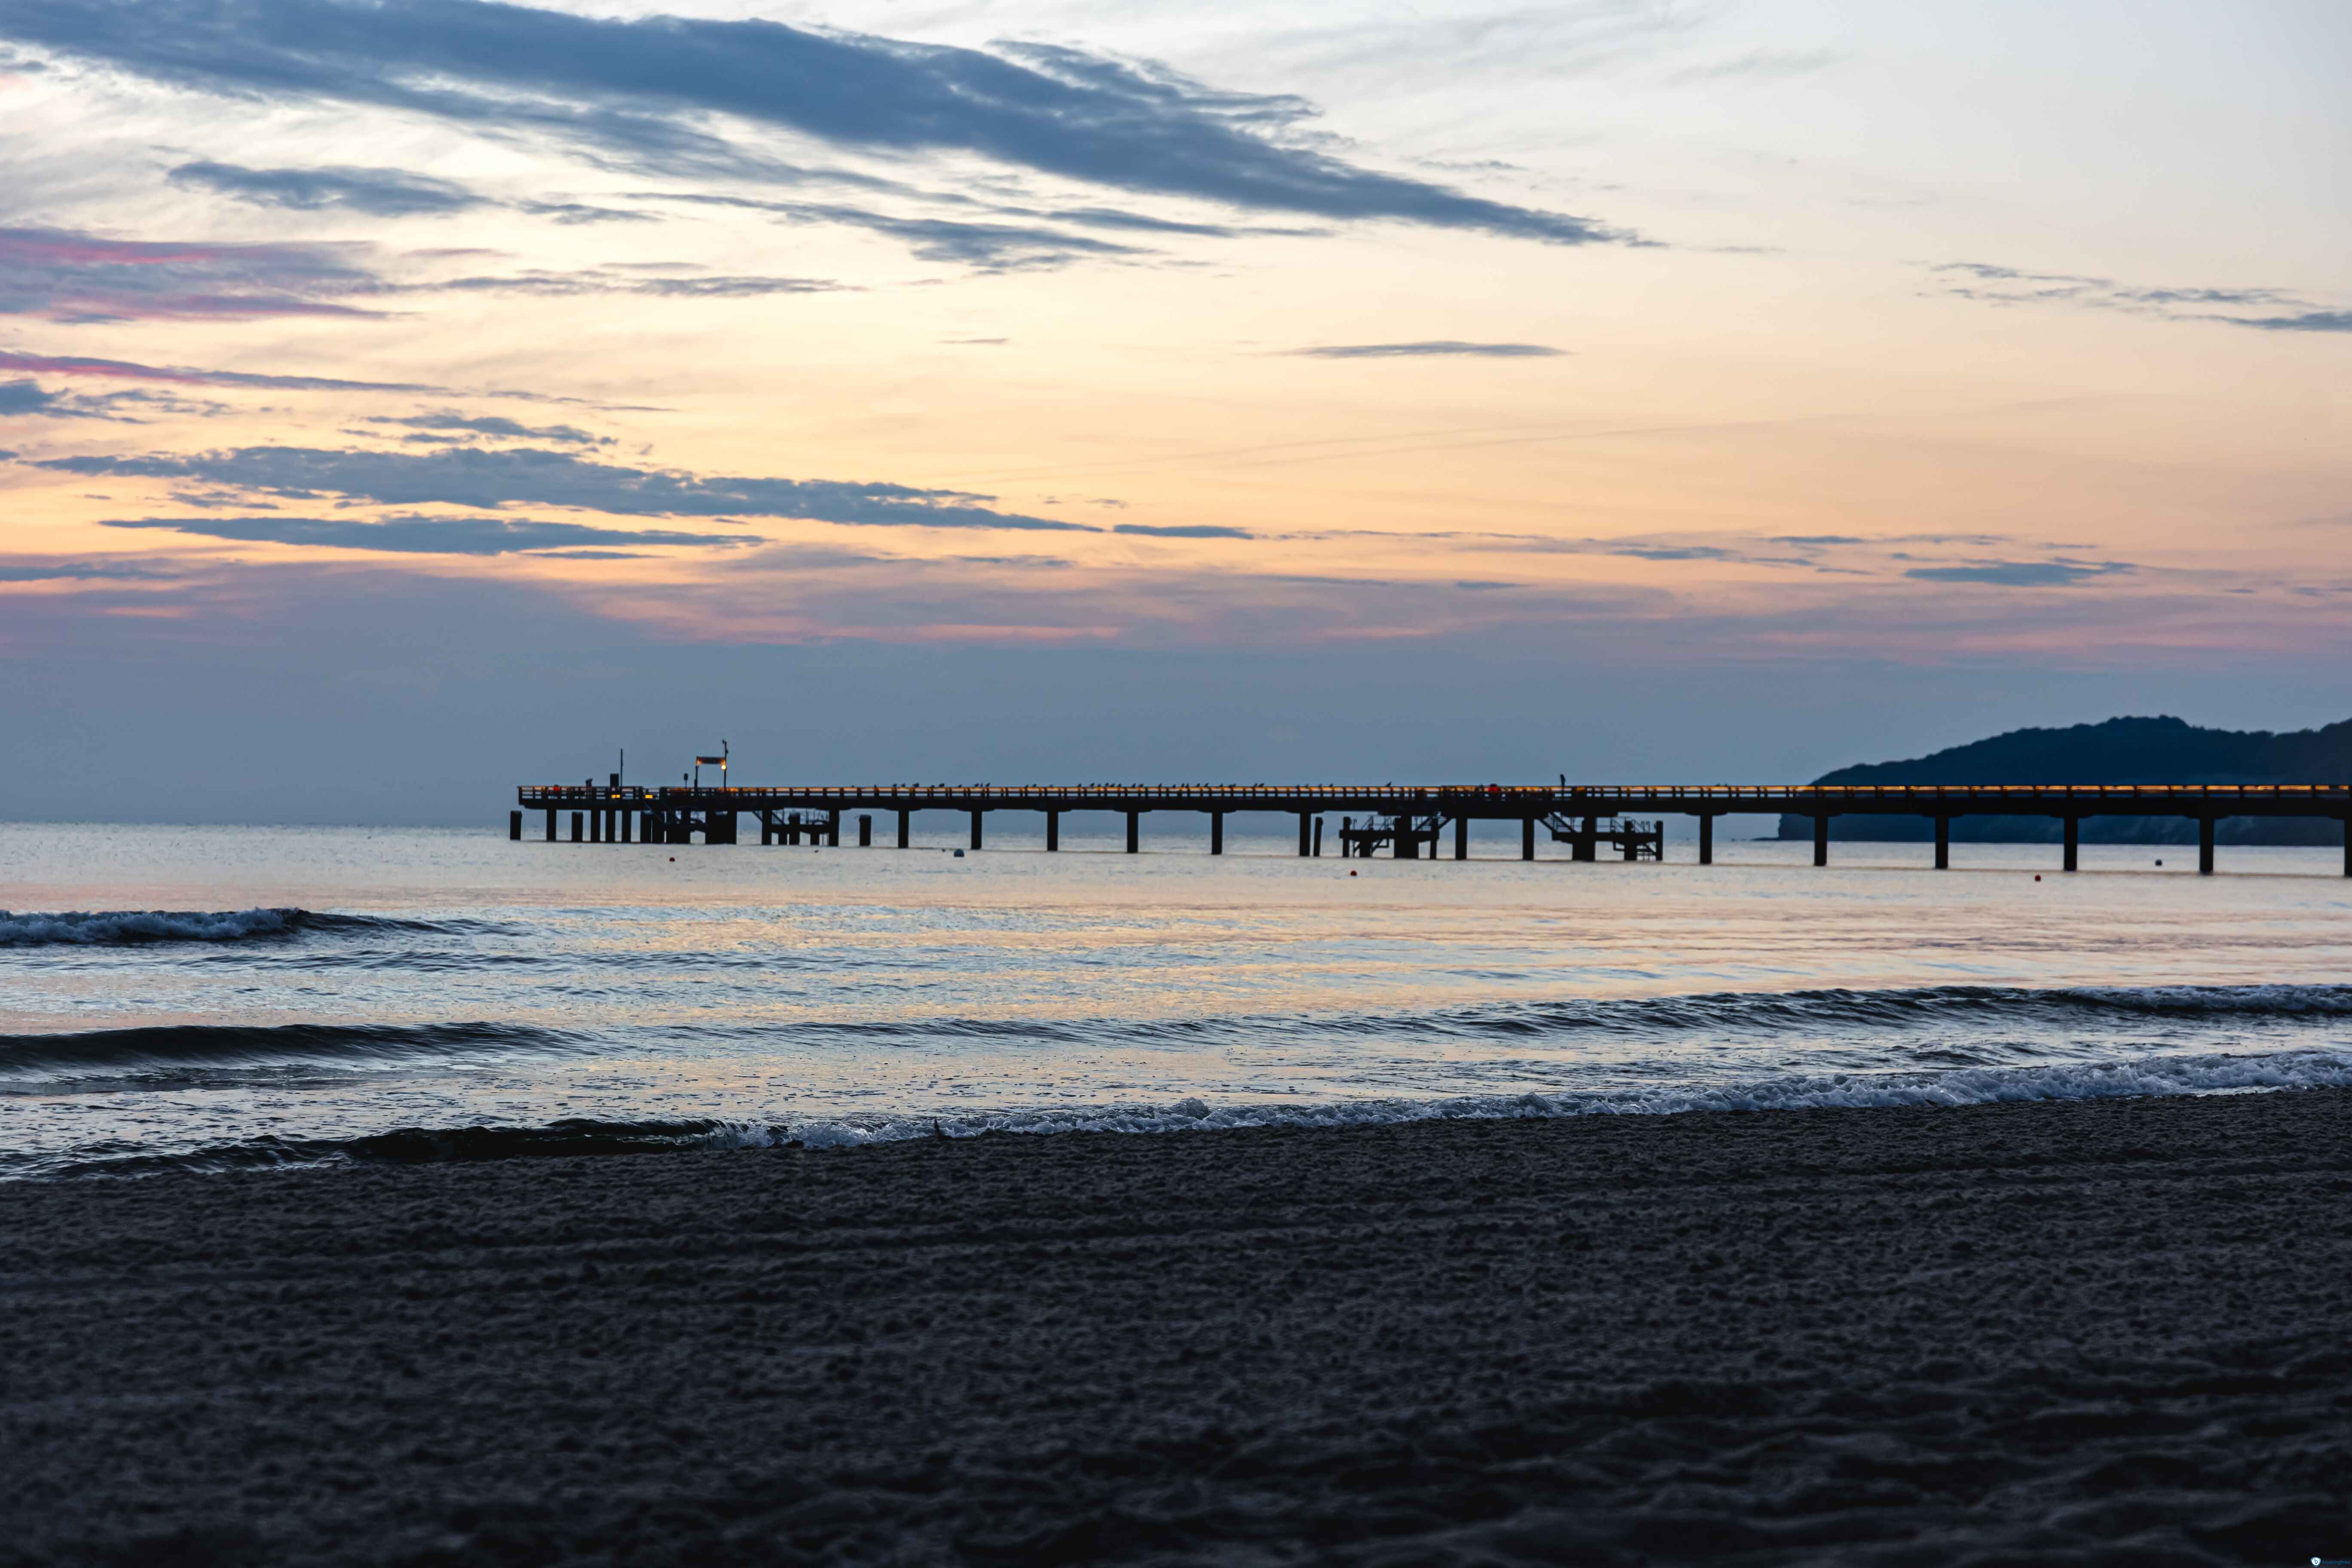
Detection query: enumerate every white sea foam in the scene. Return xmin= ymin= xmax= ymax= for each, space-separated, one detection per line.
xmin=755 ymin=1049 xmax=2352 ymax=1150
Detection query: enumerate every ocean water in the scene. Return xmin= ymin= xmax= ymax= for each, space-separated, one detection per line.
xmin=5 ymin=821 xmax=2352 ymax=1179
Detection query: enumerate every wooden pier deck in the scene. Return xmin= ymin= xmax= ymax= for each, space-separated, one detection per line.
xmin=512 ymin=781 xmax=2352 ymax=875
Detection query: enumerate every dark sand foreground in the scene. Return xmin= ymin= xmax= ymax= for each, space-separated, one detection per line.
xmin=5 ymin=1091 xmax=2350 ymax=1565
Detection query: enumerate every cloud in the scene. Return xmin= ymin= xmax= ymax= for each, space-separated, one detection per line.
xmin=0 ymin=349 xmax=438 ymax=392
xmin=427 ymin=265 xmax=846 ymax=297
xmin=169 ymin=159 xmax=663 ymax=226
xmin=0 ymin=0 xmax=1628 ymax=247
xmin=631 ymin=191 xmax=1142 ymax=271
xmin=1112 ymin=523 xmax=1253 ymax=539
xmin=1283 ymin=341 xmax=1567 ymax=359
xmin=1927 ymin=262 xmax=2351 ymax=334
xmin=0 ymin=557 xmax=188 ymax=582
xmin=101 ymin=512 xmax=757 ymax=555
xmin=1902 ymin=559 xmax=2133 ymax=587
xmin=36 ymin=444 xmax=1099 ymax=531
xmin=365 ymin=411 xmax=607 ymax=446
xmin=0 ymin=377 xmax=233 ymax=421
xmin=0 ymin=349 xmax=654 ymax=407
xmin=0 ymin=377 xmax=109 ymax=419
xmin=2224 ymin=311 xmax=2352 ymax=334
xmin=0 ymin=225 xmax=386 ymax=322
xmin=167 ymin=159 xmax=487 ymax=217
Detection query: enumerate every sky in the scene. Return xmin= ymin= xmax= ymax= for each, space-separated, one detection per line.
xmin=0 ymin=0 xmax=2347 ymax=821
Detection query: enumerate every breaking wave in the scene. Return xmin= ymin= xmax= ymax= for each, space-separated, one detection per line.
xmin=0 ymin=1020 xmax=575 ymax=1078
xmin=0 ymin=907 xmax=478 ymax=947
xmin=26 ymin=1047 xmax=2352 ymax=1179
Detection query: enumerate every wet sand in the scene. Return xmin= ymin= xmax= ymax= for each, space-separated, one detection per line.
xmin=4 ymin=1089 xmax=2349 ymax=1565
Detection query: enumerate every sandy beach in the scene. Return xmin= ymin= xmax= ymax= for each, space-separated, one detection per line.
xmin=4 ymin=1089 xmax=2348 ymax=1565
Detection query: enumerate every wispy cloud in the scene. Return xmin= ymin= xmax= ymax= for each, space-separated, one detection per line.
xmin=1 ymin=0 xmax=1629 ymax=247
xmin=168 ymin=160 xmax=488 ymax=217
xmin=0 ymin=225 xmax=382 ymax=321
xmin=426 ymin=265 xmax=846 ymax=298
xmin=1902 ymin=559 xmax=2134 ymax=587
xmin=1282 ymin=340 xmax=1566 ymax=359
xmin=0 ymin=349 xmax=439 ymax=393
xmin=1112 ymin=522 xmax=1253 ymax=539
xmin=102 ymin=512 xmax=756 ymax=555
xmin=1927 ymin=262 xmax=2352 ymax=334
xmin=34 ymin=444 xmax=1099 ymax=531
xmin=363 ymin=411 xmax=609 ymax=447
xmin=631 ymin=191 xmax=1144 ymax=271
xmin=167 ymin=159 xmax=657 ymax=226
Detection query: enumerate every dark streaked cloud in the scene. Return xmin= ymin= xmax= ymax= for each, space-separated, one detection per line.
xmin=101 ymin=512 xmax=757 ymax=555
xmin=2224 ymin=310 xmax=2352 ymax=334
xmin=170 ymin=159 xmax=658 ymax=225
xmin=428 ymin=266 xmax=846 ymax=297
xmin=1283 ymin=340 xmax=1566 ymax=359
xmin=1928 ymin=262 xmax=2351 ymax=334
xmin=0 ymin=349 xmax=657 ymax=409
xmin=0 ymin=377 xmax=111 ymax=419
xmin=0 ymin=0 xmax=1627 ymax=247
xmin=0 ymin=557 xmax=189 ymax=582
xmin=0 ymin=377 xmax=228 ymax=421
xmin=0 ymin=349 xmax=438 ymax=393
xmin=0 ymin=225 xmax=382 ymax=321
xmin=37 ymin=445 xmax=1099 ymax=532
xmin=632 ymin=192 xmax=1140 ymax=271
xmin=365 ymin=411 xmax=606 ymax=446
xmin=1903 ymin=559 xmax=2133 ymax=587
xmin=1112 ymin=523 xmax=1253 ymax=539
xmin=168 ymin=159 xmax=487 ymax=217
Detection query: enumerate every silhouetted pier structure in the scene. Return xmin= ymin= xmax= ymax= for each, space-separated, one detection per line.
xmin=511 ymin=781 xmax=2352 ymax=875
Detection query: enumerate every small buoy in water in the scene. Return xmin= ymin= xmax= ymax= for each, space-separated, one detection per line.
xmin=2034 ymin=874 xmax=2041 ymax=882
xmin=2155 ymin=859 xmax=2164 ymax=867
xmin=953 ymin=848 xmax=965 ymax=858
xmin=668 ymin=856 xmax=675 ymax=862
xmin=1349 ymin=869 xmax=1357 ymax=876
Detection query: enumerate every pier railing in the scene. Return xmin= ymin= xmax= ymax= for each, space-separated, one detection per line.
xmin=513 ymin=780 xmax=2352 ymax=874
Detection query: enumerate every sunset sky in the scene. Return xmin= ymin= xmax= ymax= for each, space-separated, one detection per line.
xmin=2 ymin=0 xmax=2346 ymax=819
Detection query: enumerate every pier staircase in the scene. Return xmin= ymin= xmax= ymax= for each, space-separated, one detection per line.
xmin=1542 ymin=813 xmax=1664 ymax=861
xmin=1335 ymin=812 xmax=1448 ymax=858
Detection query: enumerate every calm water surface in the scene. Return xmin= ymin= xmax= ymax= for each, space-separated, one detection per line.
xmin=5 ymin=823 xmax=2350 ymax=1177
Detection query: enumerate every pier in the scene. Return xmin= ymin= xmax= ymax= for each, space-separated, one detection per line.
xmin=512 ymin=781 xmax=2352 ymax=875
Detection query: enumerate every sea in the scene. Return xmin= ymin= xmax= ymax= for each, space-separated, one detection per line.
xmin=6 ymin=821 xmax=2352 ymax=1181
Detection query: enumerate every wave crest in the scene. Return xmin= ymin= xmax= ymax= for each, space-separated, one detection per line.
xmin=0 ymin=907 xmax=478 ymax=947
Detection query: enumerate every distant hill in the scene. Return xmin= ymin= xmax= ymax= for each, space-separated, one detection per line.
xmin=1776 ymin=715 xmax=2352 ymax=845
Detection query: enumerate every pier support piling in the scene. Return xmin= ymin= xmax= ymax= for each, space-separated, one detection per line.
xmin=1521 ymin=817 xmax=1535 ymax=861
xmin=509 ymin=810 xmax=522 ymax=841
xmin=1697 ymin=813 xmax=1713 ymax=865
xmin=1312 ymin=817 xmax=1324 ymax=857
xmin=545 ymin=808 xmax=557 ymax=842
xmin=1455 ymin=815 xmax=1468 ymax=860
xmin=897 ymin=809 xmax=910 ymax=849
xmin=1127 ymin=811 xmax=1141 ymax=854
xmin=970 ymin=810 xmax=983 ymax=851
xmin=859 ymin=814 xmax=872 ymax=848
xmin=1813 ymin=815 xmax=1828 ymax=867
xmin=2343 ymin=817 xmax=2350 ymax=878
xmin=1046 ymin=810 xmax=1060 ymax=852
xmin=826 ymin=810 xmax=840 ymax=848
xmin=1298 ymin=813 xmax=1312 ymax=857
xmin=1210 ymin=810 xmax=1224 ymax=855
xmin=570 ymin=812 xmax=583 ymax=843
xmin=2062 ymin=816 xmax=2079 ymax=873
xmin=1572 ymin=815 xmax=1598 ymax=863
xmin=1934 ymin=816 xmax=1950 ymax=870
xmin=2199 ymin=816 xmax=2215 ymax=876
